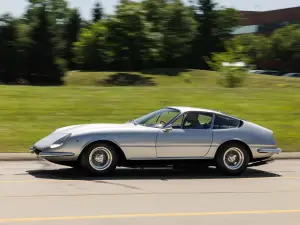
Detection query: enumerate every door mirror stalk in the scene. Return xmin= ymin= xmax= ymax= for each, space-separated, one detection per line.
xmin=163 ymin=126 xmax=172 ymax=133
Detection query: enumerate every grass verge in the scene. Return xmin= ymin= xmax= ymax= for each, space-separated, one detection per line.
xmin=0 ymin=69 xmax=299 ymax=152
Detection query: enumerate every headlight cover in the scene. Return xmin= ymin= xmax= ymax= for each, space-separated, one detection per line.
xmin=50 ymin=133 xmax=71 ymax=149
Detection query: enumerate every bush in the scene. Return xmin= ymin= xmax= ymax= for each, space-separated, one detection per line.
xmin=217 ymin=66 xmax=247 ymax=88
xmin=207 ymin=43 xmax=252 ymax=88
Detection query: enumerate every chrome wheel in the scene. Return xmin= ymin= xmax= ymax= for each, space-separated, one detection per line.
xmin=223 ymin=147 xmax=244 ymax=170
xmin=88 ymin=147 xmax=113 ymax=171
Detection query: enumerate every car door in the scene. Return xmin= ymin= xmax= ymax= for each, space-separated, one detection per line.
xmin=155 ymin=112 xmax=213 ymax=158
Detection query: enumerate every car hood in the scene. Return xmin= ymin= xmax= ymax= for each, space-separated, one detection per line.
xmin=53 ymin=123 xmax=137 ymax=134
xmin=33 ymin=123 xmax=137 ymax=149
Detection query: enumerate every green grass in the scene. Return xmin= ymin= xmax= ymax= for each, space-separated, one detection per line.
xmin=1 ymin=69 xmax=300 ymax=152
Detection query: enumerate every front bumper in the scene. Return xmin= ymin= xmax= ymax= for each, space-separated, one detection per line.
xmin=257 ymin=148 xmax=282 ymax=154
xmin=29 ymin=147 xmax=75 ymax=158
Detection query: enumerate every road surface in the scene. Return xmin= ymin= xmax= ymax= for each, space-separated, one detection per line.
xmin=1 ymin=160 xmax=300 ymax=225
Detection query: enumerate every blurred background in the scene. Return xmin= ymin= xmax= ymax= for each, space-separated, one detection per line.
xmin=0 ymin=0 xmax=299 ymax=153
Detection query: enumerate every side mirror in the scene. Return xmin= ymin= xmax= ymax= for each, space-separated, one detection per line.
xmin=163 ymin=125 xmax=172 ymax=133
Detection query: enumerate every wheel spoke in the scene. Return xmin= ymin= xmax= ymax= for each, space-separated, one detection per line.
xmin=223 ymin=147 xmax=244 ymax=170
xmin=89 ymin=147 xmax=113 ymax=171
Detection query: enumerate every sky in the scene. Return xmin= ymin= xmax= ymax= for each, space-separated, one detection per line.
xmin=0 ymin=0 xmax=299 ymax=19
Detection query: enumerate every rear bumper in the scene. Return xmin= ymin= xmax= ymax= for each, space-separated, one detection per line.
xmin=257 ymin=148 xmax=282 ymax=154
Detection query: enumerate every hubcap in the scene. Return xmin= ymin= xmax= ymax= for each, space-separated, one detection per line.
xmin=89 ymin=147 xmax=113 ymax=171
xmin=223 ymin=147 xmax=244 ymax=170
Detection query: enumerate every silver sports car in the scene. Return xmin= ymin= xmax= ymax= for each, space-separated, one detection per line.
xmin=29 ymin=106 xmax=281 ymax=176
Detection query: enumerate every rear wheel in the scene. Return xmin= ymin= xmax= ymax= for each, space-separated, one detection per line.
xmin=215 ymin=143 xmax=250 ymax=176
xmin=80 ymin=143 xmax=118 ymax=175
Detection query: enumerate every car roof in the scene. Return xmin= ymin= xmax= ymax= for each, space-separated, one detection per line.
xmin=166 ymin=106 xmax=243 ymax=121
xmin=168 ymin=106 xmax=222 ymax=114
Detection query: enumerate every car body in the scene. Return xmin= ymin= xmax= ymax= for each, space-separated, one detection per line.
xmin=257 ymin=70 xmax=282 ymax=76
xmin=248 ymin=70 xmax=264 ymax=74
xmin=282 ymin=73 xmax=300 ymax=78
xmin=29 ymin=106 xmax=281 ymax=175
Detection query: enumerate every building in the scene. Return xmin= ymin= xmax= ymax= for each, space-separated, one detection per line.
xmin=233 ymin=6 xmax=300 ymax=35
xmin=232 ymin=6 xmax=300 ymax=71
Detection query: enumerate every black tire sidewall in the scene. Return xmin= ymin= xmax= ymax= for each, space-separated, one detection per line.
xmin=216 ymin=143 xmax=250 ymax=176
xmin=81 ymin=143 xmax=118 ymax=175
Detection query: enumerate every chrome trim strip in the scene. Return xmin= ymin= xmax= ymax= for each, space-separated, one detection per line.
xmin=129 ymin=156 xmax=214 ymax=160
xmin=250 ymin=144 xmax=277 ymax=147
xmin=257 ymin=148 xmax=282 ymax=154
xmin=38 ymin=152 xmax=75 ymax=157
xmin=155 ymin=144 xmax=212 ymax=147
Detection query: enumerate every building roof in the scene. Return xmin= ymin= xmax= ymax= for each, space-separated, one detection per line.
xmin=239 ymin=6 xmax=300 ymax=26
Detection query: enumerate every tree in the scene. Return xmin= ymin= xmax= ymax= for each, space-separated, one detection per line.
xmin=196 ymin=0 xmax=218 ymax=69
xmin=162 ymin=0 xmax=197 ymax=67
xmin=190 ymin=0 xmax=239 ymax=69
xmin=215 ymin=8 xmax=240 ymax=50
xmin=26 ymin=0 xmax=69 ymax=22
xmin=270 ymin=24 xmax=300 ymax=71
xmin=0 ymin=15 xmax=20 ymax=83
xmin=229 ymin=34 xmax=271 ymax=64
xmin=106 ymin=0 xmax=159 ymax=70
xmin=142 ymin=0 xmax=167 ymax=32
xmin=27 ymin=5 xmax=64 ymax=85
xmin=26 ymin=0 xmax=70 ymax=61
xmin=74 ymin=22 xmax=110 ymax=71
xmin=64 ymin=8 xmax=82 ymax=70
xmin=93 ymin=1 xmax=104 ymax=22
xmin=208 ymin=42 xmax=251 ymax=88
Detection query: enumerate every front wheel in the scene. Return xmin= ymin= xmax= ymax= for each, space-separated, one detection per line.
xmin=215 ymin=143 xmax=250 ymax=176
xmin=80 ymin=143 xmax=119 ymax=175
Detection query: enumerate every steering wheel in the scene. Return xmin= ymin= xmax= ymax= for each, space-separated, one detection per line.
xmin=160 ymin=120 xmax=167 ymax=126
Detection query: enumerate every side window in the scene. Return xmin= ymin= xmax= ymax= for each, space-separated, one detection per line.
xmin=144 ymin=114 xmax=160 ymax=126
xmin=158 ymin=111 xmax=180 ymax=124
xmin=182 ymin=112 xmax=213 ymax=129
xmin=144 ymin=110 xmax=178 ymax=126
xmin=213 ymin=114 xmax=241 ymax=129
xmin=171 ymin=115 xmax=184 ymax=129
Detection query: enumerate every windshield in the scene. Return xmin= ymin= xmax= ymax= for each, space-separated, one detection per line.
xmin=133 ymin=108 xmax=180 ymax=127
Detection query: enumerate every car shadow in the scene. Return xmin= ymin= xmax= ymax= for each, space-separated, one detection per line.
xmin=26 ymin=166 xmax=281 ymax=181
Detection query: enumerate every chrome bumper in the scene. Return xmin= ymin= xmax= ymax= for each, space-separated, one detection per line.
xmin=257 ymin=148 xmax=282 ymax=154
xmin=29 ymin=147 xmax=74 ymax=158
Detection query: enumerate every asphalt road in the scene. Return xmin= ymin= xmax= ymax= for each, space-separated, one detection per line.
xmin=1 ymin=160 xmax=300 ymax=225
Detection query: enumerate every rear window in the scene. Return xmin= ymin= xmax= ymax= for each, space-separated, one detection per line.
xmin=213 ymin=114 xmax=241 ymax=129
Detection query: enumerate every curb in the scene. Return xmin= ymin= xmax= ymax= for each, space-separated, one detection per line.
xmin=272 ymin=153 xmax=300 ymax=160
xmin=1 ymin=152 xmax=300 ymax=162
xmin=0 ymin=153 xmax=39 ymax=162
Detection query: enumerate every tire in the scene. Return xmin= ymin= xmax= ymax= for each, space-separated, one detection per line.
xmin=215 ymin=142 xmax=250 ymax=176
xmin=80 ymin=143 xmax=119 ymax=175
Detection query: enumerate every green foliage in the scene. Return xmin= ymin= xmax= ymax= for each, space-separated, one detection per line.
xmin=106 ymin=0 xmax=157 ymax=70
xmin=162 ymin=0 xmax=197 ymax=67
xmin=229 ymin=24 xmax=300 ymax=71
xmin=74 ymin=21 xmax=110 ymax=70
xmin=26 ymin=5 xmax=64 ymax=85
xmin=230 ymin=34 xmax=272 ymax=63
xmin=142 ymin=0 xmax=167 ymax=32
xmin=270 ymin=24 xmax=300 ymax=70
xmin=190 ymin=0 xmax=240 ymax=69
xmin=0 ymin=16 xmax=20 ymax=83
xmin=93 ymin=1 xmax=104 ymax=22
xmin=64 ymin=8 xmax=81 ymax=69
xmin=2 ymin=0 xmax=300 ymax=83
xmin=208 ymin=43 xmax=251 ymax=88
